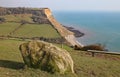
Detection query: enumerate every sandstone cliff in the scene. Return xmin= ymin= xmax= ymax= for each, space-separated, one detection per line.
xmin=43 ymin=8 xmax=82 ymax=47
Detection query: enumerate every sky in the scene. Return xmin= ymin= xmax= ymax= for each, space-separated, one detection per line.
xmin=0 ymin=0 xmax=120 ymax=12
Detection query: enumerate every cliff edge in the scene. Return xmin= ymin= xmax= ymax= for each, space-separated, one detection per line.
xmin=44 ymin=8 xmax=83 ymax=47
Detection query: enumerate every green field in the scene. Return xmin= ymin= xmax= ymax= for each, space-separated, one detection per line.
xmin=13 ymin=24 xmax=61 ymax=38
xmin=0 ymin=39 xmax=120 ymax=77
xmin=0 ymin=22 xmax=61 ymax=38
xmin=0 ymin=22 xmax=20 ymax=36
xmin=0 ymin=14 xmax=61 ymax=38
xmin=0 ymin=14 xmax=33 ymax=23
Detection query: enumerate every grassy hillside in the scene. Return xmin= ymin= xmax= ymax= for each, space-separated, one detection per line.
xmin=13 ymin=24 xmax=61 ymax=38
xmin=0 ymin=14 xmax=61 ymax=38
xmin=0 ymin=39 xmax=120 ymax=77
xmin=0 ymin=22 xmax=20 ymax=36
xmin=0 ymin=14 xmax=33 ymax=23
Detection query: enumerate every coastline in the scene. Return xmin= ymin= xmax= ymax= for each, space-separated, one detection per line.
xmin=45 ymin=9 xmax=84 ymax=47
xmin=63 ymin=25 xmax=85 ymax=47
xmin=63 ymin=26 xmax=85 ymax=38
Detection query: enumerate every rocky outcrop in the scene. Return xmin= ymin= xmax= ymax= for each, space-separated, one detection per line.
xmin=19 ymin=40 xmax=74 ymax=74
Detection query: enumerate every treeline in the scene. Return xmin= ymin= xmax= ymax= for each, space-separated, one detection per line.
xmin=0 ymin=35 xmax=66 ymax=44
xmin=0 ymin=7 xmax=45 ymax=16
xmin=0 ymin=7 xmax=50 ymax=24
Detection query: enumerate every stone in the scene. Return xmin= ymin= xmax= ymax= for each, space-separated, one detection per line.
xmin=19 ymin=40 xmax=74 ymax=74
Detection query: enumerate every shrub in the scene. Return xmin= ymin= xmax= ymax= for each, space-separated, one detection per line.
xmin=0 ymin=17 xmax=5 ymax=22
xmin=81 ymin=44 xmax=105 ymax=51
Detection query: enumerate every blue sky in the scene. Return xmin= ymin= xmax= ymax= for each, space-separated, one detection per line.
xmin=0 ymin=0 xmax=120 ymax=11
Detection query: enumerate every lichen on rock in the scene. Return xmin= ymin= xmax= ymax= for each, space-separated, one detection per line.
xmin=19 ymin=40 xmax=74 ymax=74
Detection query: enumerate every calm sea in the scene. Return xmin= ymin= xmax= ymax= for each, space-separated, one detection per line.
xmin=53 ymin=11 xmax=120 ymax=52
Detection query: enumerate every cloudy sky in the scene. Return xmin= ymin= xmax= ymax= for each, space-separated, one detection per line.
xmin=0 ymin=0 xmax=120 ymax=11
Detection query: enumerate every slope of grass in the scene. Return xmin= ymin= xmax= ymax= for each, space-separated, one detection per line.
xmin=0 ymin=22 xmax=61 ymax=38
xmin=0 ymin=39 xmax=120 ymax=77
xmin=0 ymin=22 xmax=20 ymax=36
xmin=13 ymin=24 xmax=61 ymax=38
xmin=0 ymin=14 xmax=33 ymax=23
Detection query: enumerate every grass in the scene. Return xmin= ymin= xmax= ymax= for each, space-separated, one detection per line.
xmin=12 ymin=24 xmax=61 ymax=38
xmin=0 ymin=39 xmax=120 ymax=77
xmin=0 ymin=22 xmax=61 ymax=38
xmin=0 ymin=14 xmax=61 ymax=38
xmin=0 ymin=14 xmax=33 ymax=23
xmin=0 ymin=22 xmax=20 ymax=36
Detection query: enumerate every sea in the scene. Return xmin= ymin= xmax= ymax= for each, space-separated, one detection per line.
xmin=53 ymin=11 xmax=120 ymax=52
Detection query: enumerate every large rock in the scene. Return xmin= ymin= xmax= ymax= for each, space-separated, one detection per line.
xmin=19 ymin=40 xmax=74 ymax=74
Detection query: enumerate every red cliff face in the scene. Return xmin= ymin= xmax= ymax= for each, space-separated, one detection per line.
xmin=44 ymin=8 xmax=74 ymax=36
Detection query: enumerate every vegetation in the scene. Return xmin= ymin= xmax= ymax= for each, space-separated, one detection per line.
xmin=31 ymin=15 xmax=50 ymax=24
xmin=0 ymin=39 xmax=120 ymax=77
xmin=0 ymin=17 xmax=5 ymax=22
xmin=0 ymin=8 xmax=60 ymax=38
xmin=0 ymin=7 xmax=49 ymax=24
xmin=0 ymin=14 xmax=33 ymax=23
xmin=0 ymin=22 xmax=60 ymax=38
xmin=74 ymin=44 xmax=106 ymax=51
xmin=12 ymin=24 xmax=61 ymax=38
xmin=0 ymin=22 xmax=20 ymax=36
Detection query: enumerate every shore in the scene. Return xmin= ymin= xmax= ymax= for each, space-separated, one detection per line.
xmin=63 ymin=25 xmax=85 ymax=47
xmin=63 ymin=26 xmax=85 ymax=38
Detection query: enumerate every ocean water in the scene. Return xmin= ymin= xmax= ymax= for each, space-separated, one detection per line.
xmin=53 ymin=11 xmax=120 ymax=52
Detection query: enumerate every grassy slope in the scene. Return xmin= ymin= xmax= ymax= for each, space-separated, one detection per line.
xmin=13 ymin=24 xmax=61 ymax=38
xmin=0 ymin=14 xmax=61 ymax=38
xmin=0 ymin=22 xmax=20 ymax=36
xmin=0 ymin=14 xmax=33 ymax=23
xmin=0 ymin=39 xmax=120 ymax=77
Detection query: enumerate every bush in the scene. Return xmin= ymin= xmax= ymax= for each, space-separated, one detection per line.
xmin=0 ymin=17 xmax=5 ymax=22
xmin=81 ymin=44 xmax=105 ymax=51
xmin=74 ymin=43 xmax=106 ymax=51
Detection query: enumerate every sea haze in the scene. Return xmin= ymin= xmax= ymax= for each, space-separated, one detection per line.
xmin=53 ymin=11 xmax=120 ymax=52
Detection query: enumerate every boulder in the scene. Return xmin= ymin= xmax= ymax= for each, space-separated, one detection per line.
xmin=19 ymin=40 xmax=74 ymax=74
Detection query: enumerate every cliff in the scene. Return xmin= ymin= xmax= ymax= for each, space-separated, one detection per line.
xmin=43 ymin=8 xmax=82 ymax=47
